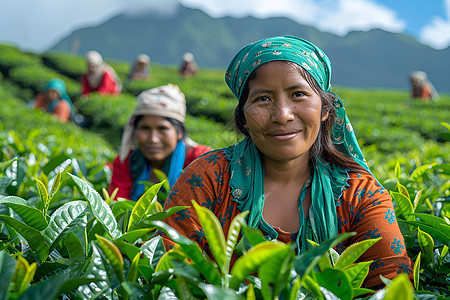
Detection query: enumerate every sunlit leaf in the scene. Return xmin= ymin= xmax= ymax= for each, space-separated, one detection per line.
xmin=127 ymin=181 xmax=164 ymax=232
xmin=410 ymin=163 xmax=436 ymax=182
xmin=35 ymin=178 xmax=50 ymax=215
xmin=127 ymin=253 xmax=140 ymax=284
xmin=383 ymin=273 xmax=414 ymax=300
xmin=12 ymin=256 xmax=37 ymax=296
xmin=230 ymin=242 xmax=285 ymax=288
xmin=259 ymin=244 xmax=294 ymax=299
xmin=394 ymin=161 xmax=401 ymax=179
xmin=0 ymin=158 xmax=17 ymax=173
xmin=69 ymin=173 xmax=121 ymax=239
xmin=0 ymin=196 xmax=48 ymax=230
xmin=224 ymin=211 xmax=248 ymax=275
xmin=390 ymin=191 xmax=414 ymax=223
xmin=342 ymin=261 xmax=372 ymax=288
xmin=413 ymin=252 xmax=421 ymax=291
xmin=96 ymin=235 xmax=125 ymax=283
xmin=417 ymin=228 xmax=434 ymax=264
xmin=335 ymin=237 xmax=381 ymax=269
xmin=49 ymin=172 xmax=62 ymax=200
xmin=44 ymin=200 xmax=89 ymax=251
xmin=412 ymin=190 xmax=422 ymax=211
xmin=192 ymin=200 xmax=227 ymax=274
xmin=140 ymin=235 xmax=166 ymax=271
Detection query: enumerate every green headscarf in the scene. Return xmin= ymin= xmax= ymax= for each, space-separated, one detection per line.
xmin=223 ymin=35 xmax=371 ymax=253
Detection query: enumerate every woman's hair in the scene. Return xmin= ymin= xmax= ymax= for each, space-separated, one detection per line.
xmin=133 ymin=115 xmax=187 ymax=140
xmin=236 ymin=61 xmax=366 ymax=172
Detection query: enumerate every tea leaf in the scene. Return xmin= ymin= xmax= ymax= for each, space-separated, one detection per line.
xmin=0 ymin=196 xmax=48 ymax=230
xmin=44 ymin=200 xmax=89 ymax=251
xmin=0 ymin=215 xmax=49 ymax=262
xmin=128 ymin=181 xmax=164 ymax=231
xmin=35 ymin=178 xmax=49 ymax=214
xmin=417 ymin=228 xmax=434 ymax=262
xmin=0 ymin=251 xmax=16 ymax=299
xmin=383 ymin=273 xmax=414 ymax=300
xmin=69 ymin=173 xmax=121 ymax=239
xmin=12 ymin=256 xmax=37 ymax=295
xmin=49 ymin=172 xmax=62 ymax=200
xmin=315 ymin=268 xmax=352 ymax=300
xmin=335 ymin=238 xmax=381 ymax=269
xmin=97 ymin=235 xmax=125 ymax=283
xmin=413 ymin=252 xmax=421 ymax=291
xmin=192 ymin=200 xmax=227 ymax=274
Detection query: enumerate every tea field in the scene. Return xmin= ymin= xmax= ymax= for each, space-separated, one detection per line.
xmin=0 ymin=44 xmax=448 ymax=299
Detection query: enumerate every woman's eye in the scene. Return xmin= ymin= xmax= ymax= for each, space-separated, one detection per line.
xmin=257 ymin=95 xmax=270 ymax=102
xmin=293 ymin=91 xmax=305 ymax=98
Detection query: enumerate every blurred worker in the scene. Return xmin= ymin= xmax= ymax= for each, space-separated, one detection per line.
xmin=179 ymin=52 xmax=198 ymax=77
xmin=81 ymin=50 xmax=121 ymax=96
xmin=128 ymin=53 xmax=151 ymax=80
xmin=409 ymin=71 xmax=439 ymax=101
xmin=31 ymin=78 xmax=73 ymax=122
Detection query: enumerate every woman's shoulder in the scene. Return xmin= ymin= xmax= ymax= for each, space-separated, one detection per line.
xmin=342 ymin=170 xmax=389 ymax=201
xmin=184 ymin=148 xmax=230 ymax=172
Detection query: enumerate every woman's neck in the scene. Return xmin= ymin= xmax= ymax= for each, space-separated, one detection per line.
xmin=263 ymin=155 xmax=311 ymax=186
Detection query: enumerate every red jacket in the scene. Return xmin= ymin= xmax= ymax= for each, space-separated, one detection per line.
xmin=108 ymin=144 xmax=212 ymax=200
xmin=81 ymin=72 xmax=120 ymax=96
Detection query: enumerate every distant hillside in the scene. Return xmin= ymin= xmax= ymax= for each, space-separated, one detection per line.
xmin=51 ymin=4 xmax=450 ymax=92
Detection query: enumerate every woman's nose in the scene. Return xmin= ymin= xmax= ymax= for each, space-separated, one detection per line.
xmin=270 ymin=99 xmax=295 ymax=124
xmin=148 ymin=131 xmax=160 ymax=143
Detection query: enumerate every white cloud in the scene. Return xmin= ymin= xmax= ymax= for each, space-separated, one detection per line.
xmin=420 ymin=0 xmax=450 ymax=49
xmin=180 ymin=0 xmax=406 ymax=36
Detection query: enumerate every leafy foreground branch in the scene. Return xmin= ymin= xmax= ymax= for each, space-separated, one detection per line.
xmin=0 ymin=165 xmax=448 ymax=299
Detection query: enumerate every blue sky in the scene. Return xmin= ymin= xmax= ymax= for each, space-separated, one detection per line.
xmin=0 ymin=0 xmax=449 ymax=52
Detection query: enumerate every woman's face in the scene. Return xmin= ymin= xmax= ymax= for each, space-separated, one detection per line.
xmin=243 ymin=61 xmax=328 ymax=164
xmin=135 ymin=115 xmax=182 ymax=168
xmin=44 ymin=89 xmax=60 ymax=103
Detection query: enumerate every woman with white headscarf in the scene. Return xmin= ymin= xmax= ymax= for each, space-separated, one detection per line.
xmin=81 ymin=50 xmax=122 ymax=96
xmin=108 ymin=83 xmax=212 ymax=201
xmin=409 ymin=70 xmax=439 ymax=101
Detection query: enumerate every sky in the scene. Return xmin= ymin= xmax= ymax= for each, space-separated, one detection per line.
xmin=0 ymin=0 xmax=449 ymax=53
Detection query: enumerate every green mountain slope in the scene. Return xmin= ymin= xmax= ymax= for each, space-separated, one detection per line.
xmin=50 ymin=4 xmax=450 ymax=92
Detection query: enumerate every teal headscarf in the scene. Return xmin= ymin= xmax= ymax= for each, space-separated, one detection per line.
xmin=224 ymin=36 xmax=371 ymax=253
xmin=44 ymin=78 xmax=74 ymax=110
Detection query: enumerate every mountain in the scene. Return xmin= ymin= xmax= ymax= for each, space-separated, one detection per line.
xmin=50 ymin=4 xmax=450 ymax=92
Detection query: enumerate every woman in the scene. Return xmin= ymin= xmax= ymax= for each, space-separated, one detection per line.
xmin=158 ymin=36 xmax=413 ymax=289
xmin=81 ymin=50 xmax=122 ymax=96
xmin=31 ymin=78 xmax=73 ymax=122
xmin=127 ymin=53 xmax=151 ymax=80
xmin=409 ymin=70 xmax=439 ymax=101
xmin=108 ymin=84 xmax=212 ymax=201
xmin=179 ymin=52 xmax=198 ymax=77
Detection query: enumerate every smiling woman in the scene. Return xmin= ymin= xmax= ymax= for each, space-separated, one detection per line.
xmin=156 ymin=36 xmax=414 ymax=290
xmin=108 ymin=84 xmax=212 ymax=201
